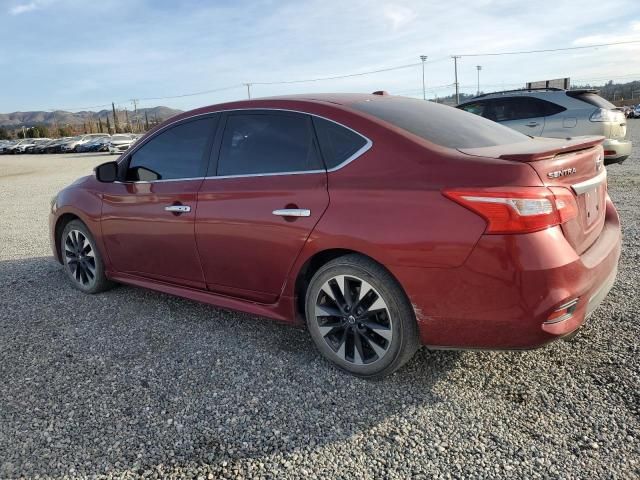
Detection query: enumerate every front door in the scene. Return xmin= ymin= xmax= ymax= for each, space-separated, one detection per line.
xmin=101 ymin=116 xmax=218 ymax=288
xmin=195 ymin=110 xmax=330 ymax=303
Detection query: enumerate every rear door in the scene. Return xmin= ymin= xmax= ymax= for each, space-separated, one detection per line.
xmin=487 ymin=97 xmax=545 ymax=136
xmin=101 ymin=115 xmax=218 ymax=288
xmin=195 ymin=110 xmax=330 ymax=303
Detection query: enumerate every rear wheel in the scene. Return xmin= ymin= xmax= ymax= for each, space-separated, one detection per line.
xmin=61 ymin=220 xmax=114 ymax=294
xmin=305 ymin=254 xmax=420 ymax=378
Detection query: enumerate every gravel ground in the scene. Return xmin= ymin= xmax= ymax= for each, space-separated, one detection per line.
xmin=0 ymin=127 xmax=638 ymax=479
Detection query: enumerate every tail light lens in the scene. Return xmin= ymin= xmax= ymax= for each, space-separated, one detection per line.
xmin=589 ymin=108 xmax=624 ymax=122
xmin=443 ymin=187 xmax=578 ymax=234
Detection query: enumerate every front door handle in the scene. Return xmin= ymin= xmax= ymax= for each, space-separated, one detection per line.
xmin=165 ymin=205 xmax=191 ymax=213
xmin=526 ymin=121 xmax=540 ymax=127
xmin=272 ymin=208 xmax=311 ymax=217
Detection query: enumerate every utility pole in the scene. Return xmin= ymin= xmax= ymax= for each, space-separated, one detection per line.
xmin=476 ymin=65 xmax=482 ymax=96
xmin=452 ymin=56 xmax=461 ymax=105
xmin=131 ymin=99 xmax=140 ymax=133
xmin=112 ymin=102 xmax=120 ymax=133
xmin=244 ymin=83 xmax=252 ymax=99
xmin=420 ymin=55 xmax=428 ymax=100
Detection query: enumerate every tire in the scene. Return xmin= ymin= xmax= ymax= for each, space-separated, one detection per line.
xmin=305 ymin=254 xmax=420 ymax=378
xmin=60 ymin=220 xmax=114 ymax=294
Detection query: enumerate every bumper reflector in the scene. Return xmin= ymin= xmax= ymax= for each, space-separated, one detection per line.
xmin=544 ymin=298 xmax=579 ymax=325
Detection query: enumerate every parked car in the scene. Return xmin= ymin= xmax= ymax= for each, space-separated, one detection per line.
xmin=61 ymin=134 xmax=109 ymax=153
xmin=108 ymin=134 xmax=135 ymax=154
xmin=76 ymin=136 xmax=111 ymax=152
xmin=33 ymin=139 xmax=56 ymax=154
xmin=45 ymin=137 xmax=73 ymax=153
xmin=632 ymin=104 xmax=640 ymax=119
xmin=6 ymin=138 xmax=39 ymax=154
xmin=0 ymin=140 xmax=15 ymax=153
xmin=50 ymin=94 xmax=621 ymax=377
xmin=24 ymin=138 xmax=52 ymax=154
xmin=457 ymin=88 xmax=631 ymax=165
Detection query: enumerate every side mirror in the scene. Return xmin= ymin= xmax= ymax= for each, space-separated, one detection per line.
xmin=95 ymin=161 xmax=118 ymax=183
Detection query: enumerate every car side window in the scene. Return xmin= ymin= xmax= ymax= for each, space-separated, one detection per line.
xmin=312 ymin=117 xmax=368 ymax=169
xmin=458 ymin=101 xmax=489 ymax=117
xmin=126 ymin=117 xmax=216 ymax=181
xmin=491 ymin=98 xmax=538 ymax=122
xmin=539 ymin=99 xmax=566 ymax=116
xmin=217 ymin=112 xmax=322 ymax=176
xmin=490 ymin=97 xmax=564 ymax=122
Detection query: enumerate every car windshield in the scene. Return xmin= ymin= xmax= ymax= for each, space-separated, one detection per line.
xmin=351 ymin=96 xmax=529 ymax=149
xmin=112 ymin=135 xmax=131 ymax=141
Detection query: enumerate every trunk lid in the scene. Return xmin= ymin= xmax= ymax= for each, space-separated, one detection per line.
xmin=459 ymin=136 xmax=607 ymax=255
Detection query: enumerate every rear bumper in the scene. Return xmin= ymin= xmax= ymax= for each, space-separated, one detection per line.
xmin=603 ymin=138 xmax=631 ymax=164
xmin=392 ymin=196 xmax=621 ymax=350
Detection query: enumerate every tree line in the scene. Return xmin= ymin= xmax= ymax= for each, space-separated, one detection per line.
xmin=1 ymin=104 xmax=165 ymax=139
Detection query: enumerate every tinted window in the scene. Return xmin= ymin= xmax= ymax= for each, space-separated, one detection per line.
xmin=127 ymin=117 xmax=215 ymax=181
xmin=487 ymin=97 xmax=567 ymax=122
xmin=312 ymin=117 xmax=368 ymax=169
xmin=489 ymin=97 xmax=546 ymax=121
xmin=458 ymin=101 xmax=489 ymax=117
xmin=352 ymin=96 xmax=527 ymax=149
xmin=217 ymin=113 xmax=322 ymax=176
xmin=568 ymin=92 xmax=615 ymax=109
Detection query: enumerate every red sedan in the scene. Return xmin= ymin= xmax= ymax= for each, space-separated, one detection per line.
xmin=50 ymin=93 xmax=621 ymax=377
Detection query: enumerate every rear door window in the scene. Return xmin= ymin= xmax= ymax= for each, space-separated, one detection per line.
xmin=488 ymin=97 xmax=567 ymax=121
xmin=217 ymin=112 xmax=322 ymax=176
xmin=458 ymin=101 xmax=490 ymax=117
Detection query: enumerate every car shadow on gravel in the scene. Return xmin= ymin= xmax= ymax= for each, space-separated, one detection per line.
xmin=0 ymin=256 xmax=460 ymax=477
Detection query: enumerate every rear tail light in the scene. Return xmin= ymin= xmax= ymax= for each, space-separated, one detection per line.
xmin=443 ymin=186 xmax=578 ymax=234
xmin=589 ymin=108 xmax=624 ymax=122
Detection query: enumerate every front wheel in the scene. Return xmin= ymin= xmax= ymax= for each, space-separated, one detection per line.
xmin=305 ymin=254 xmax=420 ymax=378
xmin=61 ymin=220 xmax=114 ymax=294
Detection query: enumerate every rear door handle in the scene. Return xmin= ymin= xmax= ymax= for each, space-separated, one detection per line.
xmin=272 ymin=208 xmax=311 ymax=217
xmin=165 ymin=205 xmax=191 ymax=213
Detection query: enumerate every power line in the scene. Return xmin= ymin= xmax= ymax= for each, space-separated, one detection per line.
xmin=43 ymin=41 xmax=640 ymax=112
xmin=454 ymin=39 xmax=640 ymax=57
xmin=251 ymin=62 xmax=429 ymax=85
xmin=137 ymin=84 xmax=243 ymax=101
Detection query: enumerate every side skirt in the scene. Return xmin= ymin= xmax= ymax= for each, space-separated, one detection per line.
xmin=107 ymin=271 xmax=299 ymax=325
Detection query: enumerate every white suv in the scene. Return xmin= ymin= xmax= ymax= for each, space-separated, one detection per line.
xmin=457 ymin=88 xmax=631 ymax=165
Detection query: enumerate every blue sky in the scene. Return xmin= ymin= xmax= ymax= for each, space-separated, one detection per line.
xmin=1 ymin=0 xmax=639 ymax=113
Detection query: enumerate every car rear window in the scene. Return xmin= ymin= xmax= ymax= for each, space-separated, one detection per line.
xmin=351 ymin=96 xmax=528 ymax=149
xmin=568 ymin=92 xmax=615 ymax=109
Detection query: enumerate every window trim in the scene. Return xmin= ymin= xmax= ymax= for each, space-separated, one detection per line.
xmin=116 ymin=108 xmax=372 ymax=183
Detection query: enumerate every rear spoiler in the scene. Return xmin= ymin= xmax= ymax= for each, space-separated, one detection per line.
xmin=498 ymin=136 xmax=605 ymax=162
xmin=458 ymin=136 xmax=605 ymax=162
xmin=565 ymin=89 xmax=599 ymax=97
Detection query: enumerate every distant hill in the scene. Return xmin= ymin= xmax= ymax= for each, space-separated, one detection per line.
xmin=0 ymin=106 xmax=182 ymax=128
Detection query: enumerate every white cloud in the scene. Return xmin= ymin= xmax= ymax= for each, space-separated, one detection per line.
xmin=9 ymin=2 xmax=39 ymax=15
xmin=383 ymin=4 xmax=416 ymax=30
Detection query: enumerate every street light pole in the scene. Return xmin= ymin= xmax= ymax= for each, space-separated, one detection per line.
xmin=244 ymin=83 xmax=252 ymax=99
xmin=452 ymin=56 xmax=461 ymax=105
xmin=420 ymin=55 xmax=428 ymax=100
xmin=476 ymin=65 xmax=482 ymax=96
